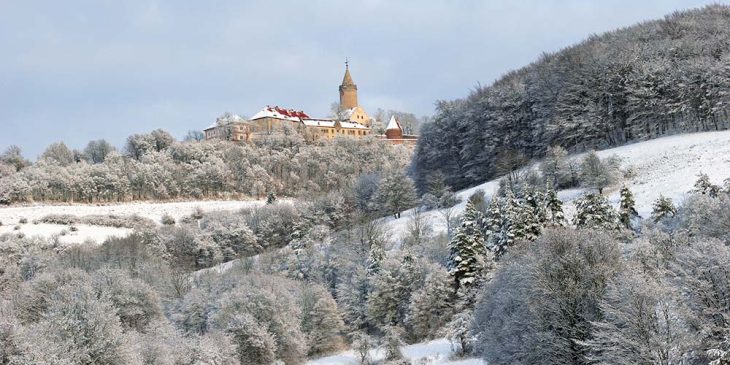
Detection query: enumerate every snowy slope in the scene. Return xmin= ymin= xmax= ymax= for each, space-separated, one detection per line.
xmin=0 ymin=200 xmax=270 ymax=244
xmin=384 ymin=130 xmax=730 ymax=241
xmin=307 ymin=338 xmax=485 ymax=365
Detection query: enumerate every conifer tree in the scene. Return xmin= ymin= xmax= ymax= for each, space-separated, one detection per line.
xmin=406 ymin=268 xmax=453 ymax=341
xmin=266 ymin=191 xmax=277 ymax=204
xmin=692 ymin=173 xmax=720 ymax=197
xmin=573 ymin=193 xmax=620 ymax=230
xmin=651 ymin=195 xmax=677 ymax=223
xmin=366 ymin=244 xmax=385 ymax=275
xmin=544 ymin=189 xmax=566 ymax=227
xmin=484 ymin=197 xmax=506 ymax=255
xmin=618 ymin=186 xmax=640 ymax=229
xmin=448 ymin=200 xmax=489 ymax=290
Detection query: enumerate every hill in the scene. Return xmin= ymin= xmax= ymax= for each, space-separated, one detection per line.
xmin=389 ymin=130 xmax=730 ymax=240
xmin=413 ymin=5 xmax=730 ymax=191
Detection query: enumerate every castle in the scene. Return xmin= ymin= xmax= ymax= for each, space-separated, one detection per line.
xmin=203 ymin=63 xmax=417 ymax=144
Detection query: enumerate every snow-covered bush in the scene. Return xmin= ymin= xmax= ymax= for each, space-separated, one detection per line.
xmin=160 ymin=214 xmax=175 ymax=226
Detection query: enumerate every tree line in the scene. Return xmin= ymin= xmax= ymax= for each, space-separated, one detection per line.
xmin=0 ymin=127 xmax=411 ymax=204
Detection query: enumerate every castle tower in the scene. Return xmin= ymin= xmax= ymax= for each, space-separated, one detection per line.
xmin=339 ymin=61 xmax=358 ymax=110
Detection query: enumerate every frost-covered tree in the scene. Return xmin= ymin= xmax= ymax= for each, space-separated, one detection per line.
xmin=651 ymin=195 xmax=677 ymax=223
xmin=692 ymin=172 xmax=721 ymax=197
xmin=373 ymin=171 xmax=418 ymax=219
xmin=83 ymin=139 xmax=116 ymax=164
xmin=473 ymin=229 xmax=622 ymax=365
xmin=541 ymin=145 xmax=571 ymax=188
xmin=573 ymin=193 xmax=620 ymax=230
xmin=544 ymin=189 xmax=566 ymax=227
xmin=299 ymin=285 xmax=344 ymax=356
xmin=406 ymin=267 xmax=453 ymax=341
xmin=618 ymin=186 xmax=640 ymax=229
xmin=13 ymin=282 xmax=138 ymax=365
xmin=585 ymin=267 xmax=695 ymax=365
xmin=40 ymin=142 xmax=75 ymax=166
xmin=448 ymin=200 xmax=490 ymax=290
xmin=580 ymin=151 xmax=616 ymax=194
xmin=1 ymin=145 xmax=29 ymax=171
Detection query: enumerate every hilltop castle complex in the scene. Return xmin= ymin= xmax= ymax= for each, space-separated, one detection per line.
xmin=204 ymin=63 xmax=417 ymax=145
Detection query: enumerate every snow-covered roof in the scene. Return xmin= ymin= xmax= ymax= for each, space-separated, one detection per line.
xmin=340 ymin=121 xmax=369 ymax=130
xmin=251 ymin=106 xmax=310 ymax=122
xmin=386 ymin=116 xmax=402 ymax=131
xmin=302 ymin=119 xmax=336 ymax=128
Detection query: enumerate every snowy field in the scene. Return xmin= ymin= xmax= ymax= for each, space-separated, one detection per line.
xmin=0 ymin=200 xmax=268 ymax=244
xmin=307 ymin=338 xmax=485 ymax=365
xmin=385 ymin=130 xmax=730 ymax=241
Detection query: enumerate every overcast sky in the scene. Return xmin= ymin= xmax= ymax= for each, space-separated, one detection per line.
xmin=0 ymin=0 xmax=725 ymax=158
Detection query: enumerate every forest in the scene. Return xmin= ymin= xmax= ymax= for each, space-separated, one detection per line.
xmin=413 ymin=5 xmax=730 ymax=191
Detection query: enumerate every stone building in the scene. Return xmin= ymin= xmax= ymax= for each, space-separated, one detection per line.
xmin=204 ymin=63 xmax=414 ymax=144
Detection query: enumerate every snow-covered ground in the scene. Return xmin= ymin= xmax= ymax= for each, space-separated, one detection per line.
xmin=307 ymin=338 xmax=485 ymax=365
xmin=385 ymin=130 xmax=730 ymax=241
xmin=0 ymin=200 xmax=268 ymax=244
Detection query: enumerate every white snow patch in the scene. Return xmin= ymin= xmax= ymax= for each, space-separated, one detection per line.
xmin=0 ymin=223 xmax=131 ymax=245
xmin=0 ymin=200 xmax=270 ymax=243
xmin=307 ymin=338 xmax=485 ymax=365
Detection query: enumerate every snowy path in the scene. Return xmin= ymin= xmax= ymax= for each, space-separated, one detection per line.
xmin=384 ymin=130 xmax=730 ymax=241
xmin=307 ymin=338 xmax=486 ymax=365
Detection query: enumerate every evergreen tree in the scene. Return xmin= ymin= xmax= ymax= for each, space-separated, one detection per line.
xmin=692 ymin=173 xmax=720 ymax=197
xmin=299 ymin=286 xmax=345 ymax=356
xmin=448 ymin=201 xmax=489 ymax=290
xmin=618 ymin=186 xmax=640 ymax=229
xmin=544 ymin=189 xmax=567 ymax=227
xmin=573 ymin=193 xmax=621 ymax=230
xmin=406 ymin=268 xmax=453 ymax=341
xmin=366 ymin=244 xmax=385 ymax=275
xmin=266 ymin=191 xmax=277 ymax=204
xmin=651 ymin=195 xmax=677 ymax=223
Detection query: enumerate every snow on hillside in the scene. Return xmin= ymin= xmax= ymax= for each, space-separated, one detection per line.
xmin=385 ymin=130 xmax=730 ymax=241
xmin=307 ymin=338 xmax=485 ymax=365
xmin=0 ymin=200 xmax=269 ymax=244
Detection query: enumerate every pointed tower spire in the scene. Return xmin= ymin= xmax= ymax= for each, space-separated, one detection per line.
xmin=339 ymin=59 xmax=358 ymax=110
xmin=342 ymin=59 xmax=355 ymax=86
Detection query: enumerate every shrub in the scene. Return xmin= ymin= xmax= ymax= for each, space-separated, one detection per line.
xmin=161 ymin=214 xmax=176 ymax=226
xmin=18 ymin=217 xmax=27 ymax=224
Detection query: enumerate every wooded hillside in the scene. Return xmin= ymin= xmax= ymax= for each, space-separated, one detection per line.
xmin=414 ymin=5 xmax=730 ymax=191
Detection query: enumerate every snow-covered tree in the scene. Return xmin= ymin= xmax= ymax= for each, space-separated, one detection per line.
xmin=13 ymin=282 xmax=139 ymax=365
xmin=585 ymin=267 xmax=695 ymax=365
xmin=373 ymin=171 xmax=418 ymax=219
xmin=544 ymin=189 xmax=566 ymax=227
xmin=651 ymin=195 xmax=677 ymax=223
xmin=448 ymin=200 xmax=490 ymax=290
xmin=40 ymin=142 xmax=75 ymax=166
xmin=406 ymin=267 xmax=453 ymax=341
xmin=580 ymin=151 xmax=616 ymax=194
xmin=299 ymin=285 xmax=344 ymax=356
xmin=540 ymin=145 xmax=571 ymax=188
xmin=618 ymin=186 xmax=640 ymax=229
xmin=573 ymin=193 xmax=620 ymax=230
xmin=692 ymin=172 xmax=721 ymax=197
